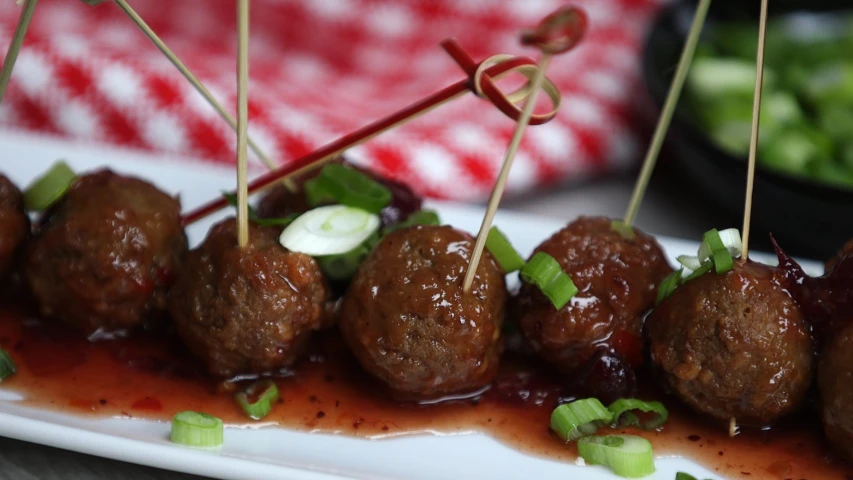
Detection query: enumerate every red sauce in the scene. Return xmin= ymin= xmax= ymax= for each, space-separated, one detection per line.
xmin=0 ymin=303 xmax=850 ymax=480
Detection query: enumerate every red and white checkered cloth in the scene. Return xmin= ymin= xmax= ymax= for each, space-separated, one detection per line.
xmin=0 ymin=0 xmax=663 ymax=201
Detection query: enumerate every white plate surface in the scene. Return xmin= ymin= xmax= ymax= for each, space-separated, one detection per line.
xmin=0 ymin=131 xmax=822 ymax=480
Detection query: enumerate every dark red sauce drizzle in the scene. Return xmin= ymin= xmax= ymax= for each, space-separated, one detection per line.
xmin=0 ymin=298 xmax=850 ymax=479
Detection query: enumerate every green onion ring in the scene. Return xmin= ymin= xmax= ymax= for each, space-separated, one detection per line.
xmin=305 ymin=164 xmax=392 ymax=213
xmin=23 ymin=161 xmax=76 ymax=212
xmin=520 ymin=252 xmax=578 ymax=309
xmin=578 ymin=435 xmax=655 ymax=478
xmin=485 ymin=227 xmax=525 ymax=273
xmin=170 ymin=411 xmax=224 ymax=447
xmin=608 ymin=398 xmax=669 ymax=430
xmin=550 ymin=398 xmax=613 ymax=441
xmin=382 ymin=209 xmax=440 ymax=235
xmin=235 ymin=380 xmax=280 ymax=421
xmin=656 ymin=268 xmax=683 ymax=304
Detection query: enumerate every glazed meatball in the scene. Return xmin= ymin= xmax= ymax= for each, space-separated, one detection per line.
xmin=819 ymin=322 xmax=853 ymax=462
xmin=0 ymin=175 xmax=28 ymax=279
xmin=169 ymin=219 xmax=329 ymax=378
xmin=826 ymin=238 xmax=853 ymax=273
xmin=646 ymin=261 xmax=813 ymax=426
xmin=25 ymin=170 xmax=186 ymax=335
xmin=516 ymin=216 xmax=671 ymax=373
xmin=339 ymin=225 xmax=506 ymax=399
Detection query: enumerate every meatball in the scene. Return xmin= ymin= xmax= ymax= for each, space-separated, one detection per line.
xmin=516 ymin=216 xmax=671 ymax=373
xmin=826 ymin=238 xmax=853 ymax=273
xmin=169 ymin=218 xmax=329 ymax=378
xmin=0 ymin=175 xmax=28 ymax=279
xmin=25 ymin=170 xmax=186 ymax=335
xmin=646 ymin=261 xmax=813 ymax=426
xmin=339 ymin=225 xmax=506 ymax=399
xmin=819 ymin=322 xmax=853 ymax=462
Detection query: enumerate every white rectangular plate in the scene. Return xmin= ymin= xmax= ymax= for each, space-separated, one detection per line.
xmin=0 ymin=131 xmax=822 ymax=480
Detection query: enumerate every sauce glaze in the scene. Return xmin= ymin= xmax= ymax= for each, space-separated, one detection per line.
xmin=0 ymin=304 xmax=849 ymax=480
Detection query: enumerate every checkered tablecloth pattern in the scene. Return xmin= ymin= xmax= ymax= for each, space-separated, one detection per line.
xmin=0 ymin=0 xmax=663 ymax=201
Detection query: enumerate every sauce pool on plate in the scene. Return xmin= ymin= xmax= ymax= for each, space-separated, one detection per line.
xmin=0 ymin=303 xmax=849 ymax=480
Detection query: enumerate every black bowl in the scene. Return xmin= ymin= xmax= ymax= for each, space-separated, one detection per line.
xmin=642 ymin=0 xmax=853 ymax=260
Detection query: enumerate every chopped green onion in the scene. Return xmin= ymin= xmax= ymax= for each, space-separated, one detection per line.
xmin=608 ymin=399 xmax=669 ymax=430
xmin=656 ymin=269 xmax=683 ymax=304
xmin=317 ymin=234 xmax=379 ymax=281
xmin=23 ymin=160 xmax=76 ymax=211
xmin=684 ymin=262 xmax=713 ymax=282
xmin=170 ymin=411 xmax=224 ymax=447
xmin=0 ymin=348 xmax=16 ymax=382
xmin=279 ymin=205 xmax=380 ymax=256
xmin=701 ymin=229 xmax=734 ymax=274
xmin=676 ymin=255 xmax=702 ymax=271
xmin=578 ymin=435 xmax=655 ymax=478
xmin=486 ymin=227 xmax=525 ymax=273
xmin=520 ymin=252 xmax=578 ymax=310
xmin=610 ymin=220 xmax=636 ymax=240
xmin=382 ymin=209 xmax=440 ymax=235
xmin=675 ymin=473 xmax=698 ymax=480
xmin=304 ymin=164 xmax=392 ymax=213
xmin=235 ymin=380 xmax=280 ymax=421
xmin=221 ymin=192 xmax=297 ymax=227
xmin=550 ymin=398 xmax=613 ymax=441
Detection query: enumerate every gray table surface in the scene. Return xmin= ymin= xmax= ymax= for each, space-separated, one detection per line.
xmin=0 ymin=170 xmax=721 ymax=480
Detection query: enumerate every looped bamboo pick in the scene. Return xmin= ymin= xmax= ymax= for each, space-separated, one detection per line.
xmin=182 ymin=41 xmax=563 ymax=226
xmin=741 ymin=0 xmax=770 ymax=261
xmin=461 ymin=6 xmax=587 ymax=293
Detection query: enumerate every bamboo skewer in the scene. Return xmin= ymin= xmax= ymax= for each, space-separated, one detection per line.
xmin=622 ymin=0 xmax=712 ymax=227
xmin=110 ymin=0 xmax=294 ymax=190
xmin=460 ymin=6 xmax=585 ymax=293
xmin=741 ymin=0 xmax=770 ymax=261
xmin=236 ymin=0 xmax=250 ymax=247
xmin=0 ymin=0 xmax=38 ymax=104
xmin=462 ymin=54 xmax=552 ymax=293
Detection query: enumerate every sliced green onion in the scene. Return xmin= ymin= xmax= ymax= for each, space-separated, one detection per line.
xmin=0 ymin=347 xmax=16 ymax=382
xmin=23 ymin=160 xmax=76 ymax=211
xmin=520 ymin=252 xmax=578 ymax=310
xmin=656 ymin=268 xmax=683 ymax=304
xmin=610 ymin=220 xmax=636 ymax=240
xmin=684 ymin=262 xmax=713 ymax=282
xmin=382 ymin=209 xmax=440 ymax=235
xmin=486 ymin=227 xmax=525 ymax=273
xmin=675 ymin=474 xmax=698 ymax=480
xmin=550 ymin=398 xmax=613 ymax=441
xmin=317 ymin=234 xmax=378 ymax=281
xmin=676 ymin=255 xmax=702 ymax=271
xmin=235 ymin=380 xmax=279 ymax=421
xmin=279 ymin=205 xmax=380 ymax=256
xmin=170 ymin=411 xmax=224 ymax=447
xmin=304 ymin=164 xmax=391 ymax=213
xmin=608 ymin=399 xmax=669 ymax=430
xmin=578 ymin=435 xmax=655 ymax=478
xmin=697 ymin=228 xmax=742 ymax=272
xmin=701 ymin=229 xmax=734 ymax=274
xmin=222 ymin=192 xmax=297 ymax=227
